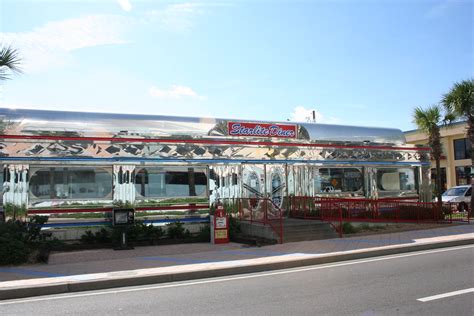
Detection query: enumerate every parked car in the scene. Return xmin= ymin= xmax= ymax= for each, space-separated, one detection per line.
xmin=441 ymin=185 xmax=472 ymax=211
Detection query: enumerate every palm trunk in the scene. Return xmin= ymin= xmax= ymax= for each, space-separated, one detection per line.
xmin=435 ymin=158 xmax=443 ymax=210
xmin=468 ymin=115 xmax=474 ymax=214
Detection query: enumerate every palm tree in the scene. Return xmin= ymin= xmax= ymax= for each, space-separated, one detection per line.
xmin=413 ymin=105 xmax=444 ymax=208
xmin=442 ymin=79 xmax=474 ymax=212
xmin=0 ymin=46 xmax=22 ymax=80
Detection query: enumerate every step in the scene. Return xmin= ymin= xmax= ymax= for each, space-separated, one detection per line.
xmin=232 ymin=233 xmax=277 ymax=246
xmin=238 ymin=219 xmax=339 ymax=243
xmin=283 ymin=225 xmax=335 ymax=233
xmin=283 ymin=233 xmax=338 ymax=242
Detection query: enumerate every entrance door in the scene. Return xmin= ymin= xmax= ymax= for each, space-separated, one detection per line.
xmin=240 ymin=163 xmax=289 ymax=219
xmin=240 ymin=164 xmax=264 ymax=220
xmin=265 ymin=164 xmax=287 ymax=215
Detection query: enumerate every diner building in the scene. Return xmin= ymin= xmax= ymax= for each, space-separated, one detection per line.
xmin=0 ymin=108 xmax=431 ymax=215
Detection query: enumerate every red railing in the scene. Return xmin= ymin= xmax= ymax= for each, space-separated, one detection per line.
xmin=218 ymin=198 xmax=284 ymax=244
xmin=290 ymin=196 xmax=471 ymax=225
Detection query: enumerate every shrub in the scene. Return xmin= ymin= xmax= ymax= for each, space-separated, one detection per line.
xmin=80 ymin=228 xmax=112 ymax=244
xmin=80 ymin=230 xmax=97 ymax=244
xmin=167 ymin=221 xmax=186 ymax=239
xmin=394 ymin=205 xmax=447 ymax=221
xmin=0 ymin=236 xmax=31 ymax=265
xmin=124 ymin=222 xmax=165 ymax=244
xmin=197 ymin=224 xmax=210 ymax=242
xmin=4 ymin=203 xmax=27 ymax=220
xmin=140 ymin=224 xmax=165 ymax=244
xmin=0 ymin=216 xmax=55 ymax=265
xmin=228 ymin=215 xmax=241 ymax=240
xmin=341 ymin=222 xmax=358 ymax=234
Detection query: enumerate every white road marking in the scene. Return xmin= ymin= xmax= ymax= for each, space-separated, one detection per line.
xmin=417 ymin=288 xmax=474 ymax=302
xmin=1 ymin=244 xmax=473 ymax=306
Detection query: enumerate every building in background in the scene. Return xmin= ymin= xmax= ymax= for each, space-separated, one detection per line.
xmin=405 ymin=121 xmax=472 ymax=191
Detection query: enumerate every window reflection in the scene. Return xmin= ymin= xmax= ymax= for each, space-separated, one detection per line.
xmin=315 ymin=168 xmax=363 ymax=193
xmin=29 ymin=167 xmax=113 ymax=200
xmin=377 ymin=168 xmax=416 ymax=191
xmin=135 ymin=167 xmax=207 ymax=198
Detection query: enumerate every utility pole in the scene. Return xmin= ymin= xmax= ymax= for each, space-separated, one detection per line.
xmin=306 ymin=110 xmax=317 ymax=123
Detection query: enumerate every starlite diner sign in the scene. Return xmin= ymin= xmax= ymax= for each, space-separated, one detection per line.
xmin=227 ymin=122 xmax=297 ymax=139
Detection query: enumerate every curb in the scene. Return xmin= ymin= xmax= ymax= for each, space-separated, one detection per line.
xmin=1 ymin=238 xmax=473 ymax=301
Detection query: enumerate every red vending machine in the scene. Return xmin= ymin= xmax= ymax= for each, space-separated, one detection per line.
xmin=211 ymin=205 xmax=229 ymax=244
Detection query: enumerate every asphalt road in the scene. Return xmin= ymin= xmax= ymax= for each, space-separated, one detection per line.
xmin=1 ymin=245 xmax=473 ymax=315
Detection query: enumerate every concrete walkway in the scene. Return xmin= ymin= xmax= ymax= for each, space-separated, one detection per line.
xmin=0 ymin=224 xmax=473 ymax=300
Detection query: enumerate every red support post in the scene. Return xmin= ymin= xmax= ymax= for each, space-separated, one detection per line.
xmin=264 ymin=198 xmax=268 ymax=226
xmin=396 ymin=202 xmax=400 ymax=223
xmin=250 ymin=200 xmax=253 ymax=224
xmin=416 ymin=204 xmax=419 ymax=224
xmin=239 ymin=198 xmax=242 ymax=221
xmin=280 ymin=207 xmax=283 ymax=244
xmin=289 ymin=196 xmax=292 ymax=217
xmin=303 ymin=196 xmax=307 ymax=219
xmin=339 ymin=205 xmax=343 ymax=238
xmin=373 ymin=200 xmax=377 ymax=220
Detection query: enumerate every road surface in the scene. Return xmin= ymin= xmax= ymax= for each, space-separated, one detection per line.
xmin=1 ymin=245 xmax=473 ymax=315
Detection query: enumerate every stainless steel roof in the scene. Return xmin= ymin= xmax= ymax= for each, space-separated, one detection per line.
xmin=0 ymin=108 xmax=406 ymax=145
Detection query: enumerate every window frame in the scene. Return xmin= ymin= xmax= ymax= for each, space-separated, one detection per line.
xmin=454 ymin=138 xmax=471 ymax=160
xmin=314 ymin=167 xmax=364 ymax=194
xmin=28 ymin=165 xmax=114 ymax=202
xmin=134 ymin=166 xmax=208 ymax=199
xmin=376 ymin=167 xmax=418 ymax=194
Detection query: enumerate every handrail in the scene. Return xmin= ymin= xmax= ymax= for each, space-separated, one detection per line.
xmin=289 ymin=196 xmax=469 ymax=224
xmin=217 ymin=197 xmax=284 ymax=243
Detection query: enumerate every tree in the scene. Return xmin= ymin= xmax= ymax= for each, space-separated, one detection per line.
xmin=413 ymin=105 xmax=444 ymax=208
xmin=0 ymin=46 xmax=22 ymax=81
xmin=442 ymin=79 xmax=474 ymax=212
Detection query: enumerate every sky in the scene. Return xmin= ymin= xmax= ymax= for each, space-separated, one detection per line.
xmin=0 ymin=0 xmax=472 ymax=131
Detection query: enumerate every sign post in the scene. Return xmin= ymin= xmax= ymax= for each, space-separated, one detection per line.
xmin=113 ymin=208 xmax=135 ymax=250
xmin=211 ymin=205 xmax=229 ymax=244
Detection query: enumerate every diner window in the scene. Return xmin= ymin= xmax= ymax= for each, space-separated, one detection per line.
xmin=29 ymin=167 xmax=113 ymax=200
xmin=454 ymin=138 xmax=471 ymax=160
xmin=315 ymin=168 xmax=363 ymax=193
xmin=135 ymin=166 xmax=207 ymax=198
xmin=455 ymin=166 xmax=472 ymax=186
xmin=377 ymin=168 xmax=416 ymax=191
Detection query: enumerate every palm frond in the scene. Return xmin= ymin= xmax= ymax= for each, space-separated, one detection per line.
xmin=442 ymin=79 xmax=474 ymax=119
xmin=0 ymin=46 xmax=22 ymax=80
xmin=413 ymin=105 xmax=441 ymax=134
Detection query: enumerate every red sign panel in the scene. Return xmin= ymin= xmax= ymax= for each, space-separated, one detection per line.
xmin=227 ymin=122 xmax=297 ymax=139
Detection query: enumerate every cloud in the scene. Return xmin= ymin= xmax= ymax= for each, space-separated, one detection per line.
xmin=425 ymin=0 xmax=456 ymax=19
xmin=117 ymin=0 xmax=132 ymax=12
xmin=289 ymin=106 xmax=342 ymax=124
xmin=149 ymin=85 xmax=206 ymax=100
xmin=289 ymin=106 xmax=320 ymax=122
xmin=0 ymin=14 xmax=131 ymax=72
xmin=146 ymin=2 xmax=206 ymax=31
xmin=0 ymin=2 xmax=221 ymax=72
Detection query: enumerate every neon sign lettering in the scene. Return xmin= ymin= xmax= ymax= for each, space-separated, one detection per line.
xmin=227 ymin=122 xmax=297 ymax=138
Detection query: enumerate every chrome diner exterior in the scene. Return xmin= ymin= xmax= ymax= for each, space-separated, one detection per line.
xmin=0 ymin=108 xmax=431 ymax=215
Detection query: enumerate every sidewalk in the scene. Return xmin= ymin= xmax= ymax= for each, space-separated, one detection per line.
xmin=1 ymin=224 xmax=473 ymax=300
